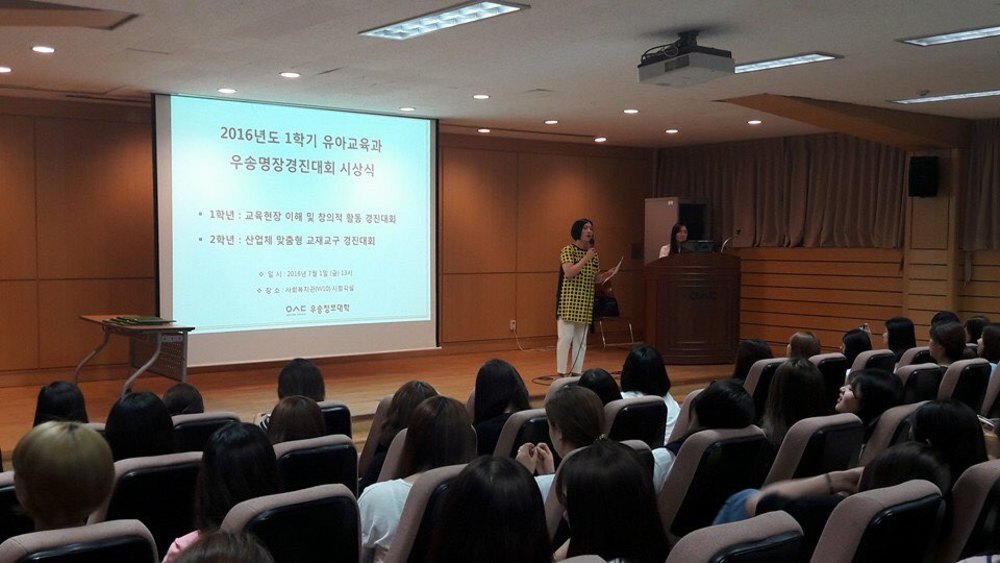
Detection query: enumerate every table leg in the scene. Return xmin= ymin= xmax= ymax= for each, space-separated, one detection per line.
xmin=121 ymin=335 xmax=163 ymax=398
xmin=73 ymin=331 xmax=111 ymax=384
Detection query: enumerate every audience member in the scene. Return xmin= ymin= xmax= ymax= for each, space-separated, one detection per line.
xmin=965 ymin=315 xmax=992 ymax=344
xmin=555 ymin=439 xmax=669 ymax=562
xmin=667 ymin=379 xmax=755 ymax=454
xmin=841 ymin=327 xmax=872 ymax=370
xmin=472 ymin=358 xmax=531 ymax=455
xmin=359 ymin=396 xmax=476 ymax=563
xmin=932 ymin=311 xmax=961 ymax=327
xmin=359 ymin=381 xmax=438 ymax=492
xmin=256 ymin=358 xmax=326 ymax=430
xmin=834 ymin=368 xmax=903 ymax=440
xmin=979 ymin=324 xmax=1000 ymax=369
xmin=32 ymin=381 xmax=88 ymax=426
xmin=578 ymin=368 xmax=622 ymax=405
xmin=175 ymin=530 xmax=274 ymax=563
xmin=929 ymin=321 xmax=968 ymax=367
xmin=732 ymin=339 xmax=774 ymax=382
xmin=620 ymin=344 xmax=680 ymax=443
xmin=883 ymin=316 xmax=917 ymax=362
xmin=787 ymin=331 xmax=821 ymax=359
xmin=761 ymin=358 xmax=830 ymax=450
xmin=425 ymin=456 xmax=550 ymax=563
xmin=12 ymin=421 xmax=113 ymax=531
xmin=912 ymin=399 xmax=988 ymax=480
xmin=266 ymin=395 xmax=325 ymax=445
xmin=163 ymin=382 xmax=205 ymax=416
xmin=104 ymin=391 xmax=175 ymax=461
xmin=164 ymin=423 xmax=281 ymax=562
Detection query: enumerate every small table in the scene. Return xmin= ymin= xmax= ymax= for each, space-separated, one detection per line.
xmin=74 ymin=315 xmax=195 ymax=397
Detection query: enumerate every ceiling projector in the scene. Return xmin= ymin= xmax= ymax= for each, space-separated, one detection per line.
xmin=638 ymin=31 xmax=734 ymax=87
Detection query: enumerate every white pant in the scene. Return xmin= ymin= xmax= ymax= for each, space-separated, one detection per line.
xmin=557 ymin=319 xmax=588 ymax=375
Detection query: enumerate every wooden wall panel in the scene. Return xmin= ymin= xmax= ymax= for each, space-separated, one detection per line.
xmin=0 ymin=282 xmax=39 ymax=370
xmin=961 ymin=250 xmax=1000 ymax=319
xmin=439 ymin=274 xmax=515 ymax=342
xmin=37 ymin=279 xmax=156 ymax=369
xmin=0 ymin=116 xmax=37 ymax=279
xmin=35 ymin=118 xmax=154 ymax=279
xmin=440 ymin=148 xmax=518 ymax=273
xmin=515 ymin=273 xmax=559 ymax=338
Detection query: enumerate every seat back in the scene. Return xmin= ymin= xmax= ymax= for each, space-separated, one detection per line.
xmin=938 ymin=358 xmax=992 ymax=412
xmin=982 ymin=366 xmax=1000 ymax=417
xmin=274 ymin=434 xmax=358 ymax=495
xmin=0 ymin=472 xmax=32 ymax=546
xmin=384 ymin=464 xmax=464 ymax=563
xmin=895 ymin=363 xmax=944 ymax=404
xmin=666 ymin=511 xmax=804 ymax=563
xmin=604 ymin=396 xmax=667 ymax=449
xmin=743 ymin=358 xmax=787 ymax=421
xmin=809 ymin=353 xmax=848 ymax=411
xmin=658 ymin=426 xmax=769 ymax=541
xmin=493 ymin=409 xmax=551 ymax=458
xmin=938 ymin=459 xmax=1000 ymax=562
xmin=898 ymin=346 xmax=933 ymax=368
xmin=171 ymin=411 xmax=241 ymax=453
xmin=763 ymin=414 xmax=864 ymax=486
xmin=544 ymin=376 xmax=581 ymax=404
xmin=221 ymin=484 xmax=359 ymax=563
xmin=0 ymin=519 xmax=157 ymax=563
xmin=465 ymin=390 xmax=475 ymax=419
xmin=859 ymin=401 xmax=926 ymax=465
xmin=358 ymin=395 xmax=393 ymax=477
xmin=88 ymin=452 xmax=201 ymax=558
xmin=377 ymin=428 xmax=408 ymax=482
xmin=316 ymin=400 xmax=352 ymax=437
xmin=811 ymin=480 xmax=943 ymax=563
xmin=850 ymin=349 xmax=896 ymax=374
xmin=667 ymin=388 xmax=704 ymax=444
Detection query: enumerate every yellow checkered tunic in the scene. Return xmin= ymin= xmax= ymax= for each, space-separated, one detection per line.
xmin=558 ymin=244 xmax=599 ymax=324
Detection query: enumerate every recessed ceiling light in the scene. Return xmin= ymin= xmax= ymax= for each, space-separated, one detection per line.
xmin=735 ymin=52 xmax=841 ymax=74
xmin=399 ymin=106 xmax=416 ymax=112
xmin=32 ymin=45 xmax=55 ymax=54
xmin=623 ymin=109 xmax=639 ymax=114
xmin=473 ymin=94 xmax=490 ymax=100
xmin=747 ymin=120 xmax=763 ymax=125
xmin=279 ymin=72 xmax=301 ymax=79
xmin=891 ymin=89 xmax=1000 ymax=104
xmin=217 ymin=88 xmax=237 ymax=94
xmin=899 ymin=25 xmax=1000 ymax=46
xmin=594 ymin=137 xmax=607 ymax=143
xmin=478 ymin=128 xmax=491 ymax=133
xmin=544 ymin=120 xmax=559 ymax=125
xmin=360 ymin=1 xmax=528 ymax=41
xmin=0 ymin=66 xmax=11 ymax=73
xmin=665 ymin=129 xmax=679 ymax=134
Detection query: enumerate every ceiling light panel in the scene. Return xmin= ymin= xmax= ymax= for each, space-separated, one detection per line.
xmin=899 ymin=25 xmax=1000 ymax=46
xmin=891 ymin=89 xmax=1000 ymax=104
xmin=361 ymin=1 xmax=528 ymax=41
xmin=735 ymin=52 xmax=841 ymax=74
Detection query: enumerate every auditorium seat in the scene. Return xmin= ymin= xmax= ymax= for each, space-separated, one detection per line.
xmin=274 ymin=434 xmax=357 ymax=495
xmin=316 ymin=399 xmax=352 ymax=437
xmin=358 ymin=395 xmax=392 ymax=477
xmin=938 ymin=358 xmax=992 ymax=412
xmin=544 ymin=376 xmax=580 ymax=404
xmin=604 ymin=396 xmax=667 ymax=449
xmin=938 ymin=459 xmax=1000 ymax=562
xmin=383 ymin=464 xmax=464 ymax=563
xmin=85 ymin=421 xmax=106 ymax=437
xmin=809 ymin=353 xmax=849 ymax=410
xmin=850 ymin=349 xmax=896 ymax=374
xmin=743 ymin=358 xmax=788 ymax=422
xmin=0 ymin=472 xmax=32 ymax=546
xmin=859 ymin=401 xmax=926 ymax=465
xmin=763 ymin=413 xmax=864 ymax=486
xmin=658 ymin=426 xmax=769 ymax=543
xmin=666 ymin=511 xmax=804 ymax=563
xmin=982 ymin=368 xmax=1000 ymax=417
xmin=87 ymin=451 xmax=201 ymax=558
xmin=0 ymin=519 xmax=157 ymax=563
xmin=222 ymin=484 xmax=359 ymax=563
xmin=810 ymin=480 xmax=943 ymax=563
xmin=897 ymin=346 xmax=934 ymax=368
xmin=465 ymin=390 xmax=475 ymax=419
xmin=172 ymin=411 xmax=240 ymax=453
xmin=494 ymin=408 xmax=551 ymax=458
xmin=376 ymin=428 xmax=407 ymax=482
xmin=895 ymin=363 xmax=943 ymax=404
xmin=667 ymin=388 xmax=704 ymax=444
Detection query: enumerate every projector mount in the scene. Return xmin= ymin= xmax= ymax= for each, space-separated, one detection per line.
xmin=640 ymin=30 xmax=729 ymax=66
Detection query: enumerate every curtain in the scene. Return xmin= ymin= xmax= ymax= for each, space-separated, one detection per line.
xmin=655 ymin=133 xmax=906 ymax=248
xmin=962 ymin=119 xmax=1000 ymax=250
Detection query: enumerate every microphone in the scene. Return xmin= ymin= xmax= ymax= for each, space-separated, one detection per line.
xmin=721 ymin=229 xmax=742 ymax=253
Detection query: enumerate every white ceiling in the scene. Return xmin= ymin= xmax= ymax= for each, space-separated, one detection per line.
xmin=1 ymin=0 xmax=998 ymax=147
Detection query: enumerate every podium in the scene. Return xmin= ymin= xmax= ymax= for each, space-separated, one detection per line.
xmin=644 ymin=253 xmax=740 ymax=364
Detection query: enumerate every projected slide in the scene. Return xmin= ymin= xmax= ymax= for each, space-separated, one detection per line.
xmin=156 ymin=95 xmax=436 ymax=364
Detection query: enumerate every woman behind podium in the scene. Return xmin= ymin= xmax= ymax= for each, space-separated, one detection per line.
xmin=658 ymin=222 xmax=688 ymax=258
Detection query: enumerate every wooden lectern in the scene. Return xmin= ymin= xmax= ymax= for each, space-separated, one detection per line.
xmin=644 ymin=253 xmax=740 ymax=364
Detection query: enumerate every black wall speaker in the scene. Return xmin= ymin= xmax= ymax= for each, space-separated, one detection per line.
xmin=908 ymin=156 xmax=939 ymax=198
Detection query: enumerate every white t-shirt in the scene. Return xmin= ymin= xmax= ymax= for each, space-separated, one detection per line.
xmin=535 ymin=473 xmax=555 ymax=501
xmin=620 ymin=391 xmax=681 ymax=446
xmin=651 ymin=447 xmax=675 ymax=492
xmin=358 ymin=478 xmax=413 ymax=563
